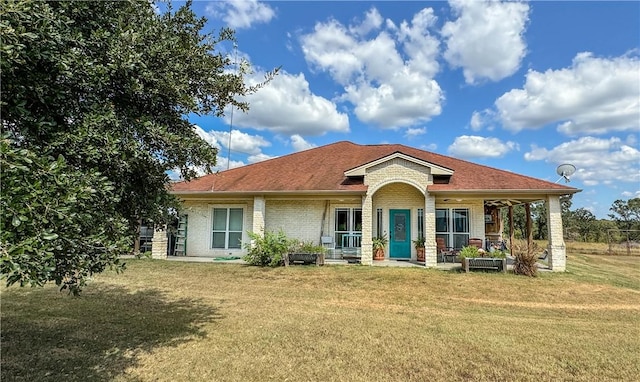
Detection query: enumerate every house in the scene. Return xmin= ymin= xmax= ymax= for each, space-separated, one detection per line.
xmin=151 ymin=141 xmax=580 ymax=271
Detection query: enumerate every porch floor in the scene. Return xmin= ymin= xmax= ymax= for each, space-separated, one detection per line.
xmin=156 ymin=255 xmax=550 ymax=272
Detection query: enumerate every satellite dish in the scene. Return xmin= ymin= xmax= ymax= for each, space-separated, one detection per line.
xmin=555 ymin=164 xmax=576 ymax=183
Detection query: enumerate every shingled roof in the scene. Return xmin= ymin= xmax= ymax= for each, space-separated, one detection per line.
xmin=171 ymin=141 xmax=579 ymax=195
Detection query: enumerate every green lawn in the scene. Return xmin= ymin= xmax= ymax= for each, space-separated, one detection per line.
xmin=2 ymin=254 xmax=639 ymax=382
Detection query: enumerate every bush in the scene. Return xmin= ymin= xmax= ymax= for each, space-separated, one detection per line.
xmin=512 ymin=240 xmax=539 ymax=277
xmin=288 ymin=240 xmax=326 ymax=254
xmin=489 ymin=249 xmax=507 ymax=259
xmin=458 ymin=246 xmax=480 ymax=259
xmin=243 ymin=230 xmax=291 ymax=267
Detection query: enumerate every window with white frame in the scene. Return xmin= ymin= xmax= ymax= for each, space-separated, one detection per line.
xmin=435 ymin=208 xmax=469 ymax=250
xmin=335 ymin=208 xmax=362 ymax=249
xmin=417 ymin=208 xmax=424 ymax=239
xmin=376 ymin=208 xmax=383 ymax=238
xmin=212 ymin=207 xmax=243 ymax=249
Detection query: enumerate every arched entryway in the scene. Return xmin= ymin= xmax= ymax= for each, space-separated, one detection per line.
xmin=370 ymin=181 xmax=426 ymax=260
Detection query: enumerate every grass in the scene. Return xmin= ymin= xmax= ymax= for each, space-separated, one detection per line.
xmin=2 ymin=254 xmax=639 ymax=382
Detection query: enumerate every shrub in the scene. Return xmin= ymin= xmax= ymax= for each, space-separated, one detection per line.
xmin=489 ymin=249 xmax=507 ymax=259
xmin=243 ymin=230 xmax=291 ymax=267
xmin=288 ymin=240 xmax=326 ymax=254
xmin=512 ymin=240 xmax=539 ymax=277
xmin=458 ymin=245 xmax=480 ymax=259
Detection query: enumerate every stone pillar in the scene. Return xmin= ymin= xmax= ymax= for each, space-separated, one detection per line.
xmin=151 ymin=224 xmax=168 ymax=259
xmin=252 ymin=195 xmax=266 ymax=237
xmin=361 ymin=193 xmax=373 ymax=265
xmin=424 ymin=192 xmax=437 ymax=268
xmin=546 ymin=195 xmax=566 ymax=272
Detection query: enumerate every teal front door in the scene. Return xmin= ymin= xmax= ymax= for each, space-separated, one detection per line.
xmin=389 ymin=209 xmax=411 ymax=259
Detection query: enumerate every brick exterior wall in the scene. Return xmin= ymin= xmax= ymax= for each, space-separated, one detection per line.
xmin=265 ymin=200 xmax=327 ymax=244
xmin=179 ymin=199 xmax=254 ymax=257
xmin=151 ymin=225 xmax=167 ymax=259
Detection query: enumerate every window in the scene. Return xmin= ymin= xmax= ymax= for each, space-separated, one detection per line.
xmin=212 ymin=207 xmax=243 ymax=249
xmin=335 ymin=208 xmax=362 ymax=249
xmin=376 ymin=208 xmax=383 ymax=238
xmin=436 ymin=208 xmax=469 ymax=250
xmin=417 ymin=208 xmax=424 ymax=239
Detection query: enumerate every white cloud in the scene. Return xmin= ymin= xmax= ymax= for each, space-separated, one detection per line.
xmin=300 ymin=7 xmax=443 ymax=129
xmin=469 ymin=111 xmax=483 ymax=131
xmin=524 ymin=136 xmax=640 ymax=186
xmin=349 ymin=7 xmax=383 ymax=37
xmin=290 ymin=134 xmax=317 ymax=152
xmin=213 ymin=156 xmax=246 ymax=171
xmin=404 ymin=127 xmax=426 ymax=139
xmin=421 ymin=143 xmax=438 ymax=151
xmin=195 ymin=126 xmax=270 ymax=155
xmin=194 ymin=125 xmax=222 ymax=149
xmin=206 ymin=0 xmax=275 ymax=29
xmin=448 ymin=135 xmax=519 ymax=158
xmin=247 ymin=153 xmax=275 ymax=163
xmin=495 ymin=52 xmax=640 ymax=134
xmin=232 ymin=69 xmax=349 ymax=136
xmin=442 ymin=0 xmax=529 ymax=84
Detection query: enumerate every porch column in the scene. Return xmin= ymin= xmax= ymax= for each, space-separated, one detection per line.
xmin=252 ymin=195 xmax=266 ymax=237
xmin=361 ymin=193 xmax=373 ymax=265
xmin=424 ymin=192 xmax=437 ymax=267
xmin=546 ymin=195 xmax=566 ymax=271
xmin=151 ymin=224 xmax=168 ymax=259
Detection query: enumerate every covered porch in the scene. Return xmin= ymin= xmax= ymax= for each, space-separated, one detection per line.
xmin=355 ymin=181 xmax=568 ymax=272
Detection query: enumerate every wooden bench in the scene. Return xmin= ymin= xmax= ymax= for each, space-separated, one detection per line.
xmin=463 ymin=257 xmax=506 ymax=273
xmin=285 ymin=253 xmax=324 ymax=266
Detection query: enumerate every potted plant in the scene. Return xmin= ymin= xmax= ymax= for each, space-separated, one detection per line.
xmin=372 ymin=234 xmax=388 ymax=261
xmin=413 ymin=236 xmax=426 ymax=262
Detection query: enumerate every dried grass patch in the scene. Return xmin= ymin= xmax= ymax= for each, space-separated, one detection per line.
xmin=2 ymin=255 xmax=639 ymax=382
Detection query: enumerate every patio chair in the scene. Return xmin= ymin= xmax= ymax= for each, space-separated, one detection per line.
xmin=321 ymin=236 xmax=336 ymax=259
xmin=468 ymin=238 xmax=484 ymax=249
xmin=538 ymin=249 xmax=548 ymax=260
xmin=437 ymin=237 xmax=456 ymax=263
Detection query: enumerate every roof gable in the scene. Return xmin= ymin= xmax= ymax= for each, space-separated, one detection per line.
xmin=344 ymin=151 xmax=454 ymax=177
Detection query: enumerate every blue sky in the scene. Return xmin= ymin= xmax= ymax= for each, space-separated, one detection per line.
xmin=165 ymin=1 xmax=639 ymax=218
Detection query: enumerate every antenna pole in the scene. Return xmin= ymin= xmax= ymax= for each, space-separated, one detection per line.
xmin=227 ymin=43 xmax=238 ymax=171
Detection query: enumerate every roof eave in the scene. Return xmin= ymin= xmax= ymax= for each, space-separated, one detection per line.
xmin=171 ymin=189 xmax=367 ymax=197
xmin=429 ymin=188 xmax=581 ymax=196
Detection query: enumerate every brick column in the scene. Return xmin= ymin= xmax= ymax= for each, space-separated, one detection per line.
xmin=546 ymin=195 xmax=566 ymax=271
xmin=252 ymin=195 xmax=266 ymax=237
xmin=151 ymin=225 xmax=168 ymax=259
xmin=424 ymin=192 xmax=437 ymax=268
xmin=361 ymin=193 xmax=373 ymax=265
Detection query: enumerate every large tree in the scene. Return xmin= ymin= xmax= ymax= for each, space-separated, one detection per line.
xmin=1 ymin=0 xmax=275 ymax=293
xmin=608 ymin=198 xmax=640 ymax=231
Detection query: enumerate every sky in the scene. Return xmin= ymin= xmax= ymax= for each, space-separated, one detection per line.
xmin=162 ymin=1 xmax=639 ymax=219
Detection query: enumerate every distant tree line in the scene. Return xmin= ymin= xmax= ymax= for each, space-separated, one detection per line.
xmin=502 ymin=197 xmax=640 ymax=243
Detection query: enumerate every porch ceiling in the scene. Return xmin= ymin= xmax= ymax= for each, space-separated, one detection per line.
xmin=438 ymin=197 xmax=545 ymax=208
xmin=484 ymin=198 xmax=544 ymax=208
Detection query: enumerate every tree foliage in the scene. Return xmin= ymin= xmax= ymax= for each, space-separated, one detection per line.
xmin=608 ymin=198 xmax=640 ymax=231
xmin=1 ymin=0 xmax=276 ymax=293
